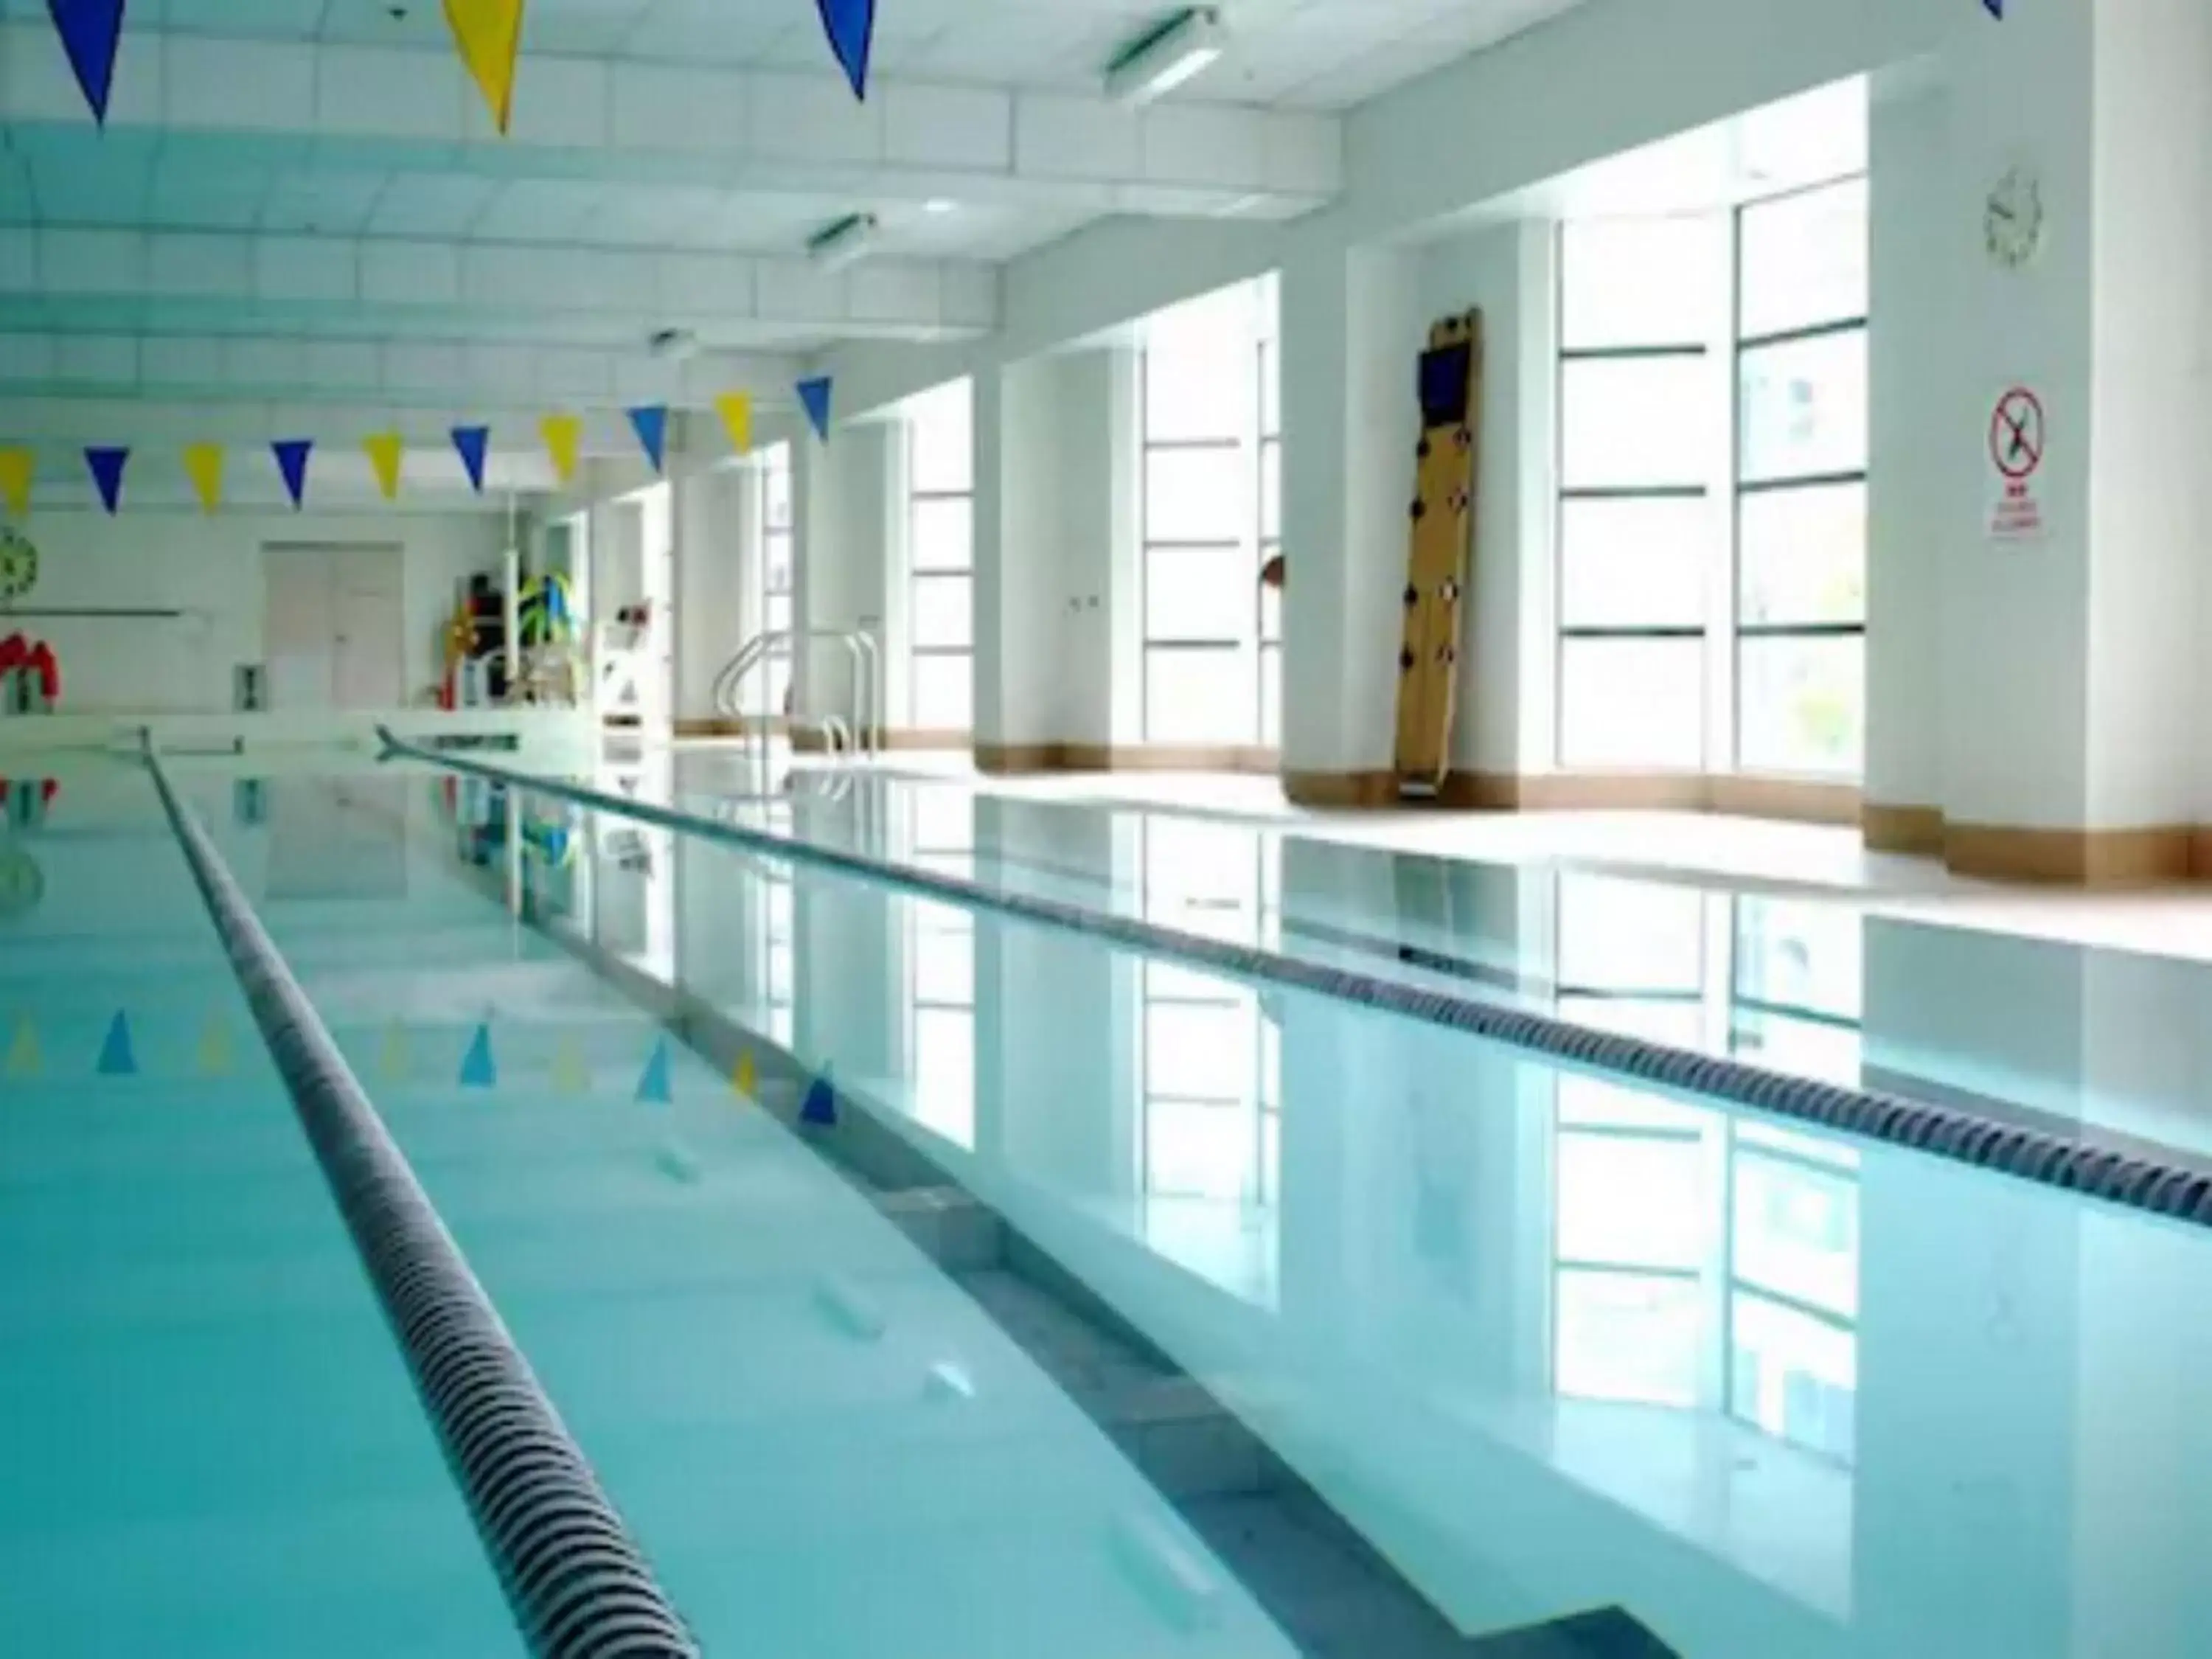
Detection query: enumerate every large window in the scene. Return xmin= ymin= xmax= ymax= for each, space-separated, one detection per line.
xmin=757 ymin=443 xmax=793 ymax=721
xmin=1141 ymin=277 xmax=1281 ymax=749
xmin=906 ymin=380 xmax=974 ymax=733
xmin=1557 ymin=175 xmax=1866 ymax=777
xmin=1735 ymin=178 xmax=1868 ymax=775
xmin=1550 ymin=875 xmax=1861 ymax=1463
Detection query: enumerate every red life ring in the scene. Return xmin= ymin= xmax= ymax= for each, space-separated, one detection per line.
xmin=24 ymin=641 xmax=56 ymax=703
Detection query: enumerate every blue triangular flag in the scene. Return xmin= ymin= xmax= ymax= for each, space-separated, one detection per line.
xmin=813 ymin=0 xmax=877 ymax=100
xmin=1983 ymin=0 xmax=2002 ymax=15
xmin=47 ymin=1 xmax=128 ymax=125
xmin=96 ymin=1009 xmax=136 ymax=1076
xmin=800 ymin=1069 xmax=838 ymax=1127
xmin=636 ymin=1037 xmax=673 ymax=1106
xmin=451 ymin=425 xmax=490 ymax=494
xmin=272 ymin=439 xmax=312 ymax=509
xmin=627 ymin=405 xmax=667 ymax=474
xmin=84 ymin=445 xmax=128 ymax=514
xmin=459 ymin=1023 xmax=496 ymax=1088
xmin=797 ymin=377 xmax=833 ymax=442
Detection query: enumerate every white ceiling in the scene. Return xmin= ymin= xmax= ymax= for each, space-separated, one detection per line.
xmin=0 ymin=0 xmax=1588 ymax=440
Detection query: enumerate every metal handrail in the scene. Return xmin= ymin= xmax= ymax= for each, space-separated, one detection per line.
xmin=710 ymin=627 xmax=880 ymax=759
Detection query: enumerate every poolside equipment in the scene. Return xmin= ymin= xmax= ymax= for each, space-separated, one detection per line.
xmin=1396 ymin=308 xmax=1482 ymax=793
xmin=518 ymin=571 xmax=574 ymax=646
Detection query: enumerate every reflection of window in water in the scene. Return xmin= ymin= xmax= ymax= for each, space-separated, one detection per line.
xmin=761 ymin=799 xmax=795 ymax=1049
xmin=903 ymin=789 xmax=975 ymax=1148
xmin=1551 ymin=876 xmax=1861 ymax=1463
xmin=1137 ymin=821 xmax=1281 ymax=1207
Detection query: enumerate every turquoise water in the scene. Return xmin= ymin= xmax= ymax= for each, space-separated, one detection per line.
xmin=11 ymin=754 xmax=2212 ymax=1655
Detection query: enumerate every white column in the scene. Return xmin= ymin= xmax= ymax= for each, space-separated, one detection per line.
xmin=1923 ymin=0 xmax=2211 ymax=864
xmin=1279 ymin=237 xmax=1422 ymax=785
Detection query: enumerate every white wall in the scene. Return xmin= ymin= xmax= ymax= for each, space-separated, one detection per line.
xmin=2 ymin=507 xmax=502 ymax=714
xmin=672 ymin=465 xmax=754 ymax=724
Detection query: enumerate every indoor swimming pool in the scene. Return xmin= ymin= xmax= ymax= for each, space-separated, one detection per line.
xmin=7 ymin=746 xmax=2212 ymax=1657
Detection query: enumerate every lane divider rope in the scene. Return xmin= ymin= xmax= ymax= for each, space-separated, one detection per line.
xmin=147 ymin=739 xmax=699 ymax=1658
xmin=380 ymin=729 xmax=2212 ymax=1231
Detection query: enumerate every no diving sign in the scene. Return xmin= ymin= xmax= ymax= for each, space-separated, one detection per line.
xmin=1988 ymin=386 xmax=2046 ymax=543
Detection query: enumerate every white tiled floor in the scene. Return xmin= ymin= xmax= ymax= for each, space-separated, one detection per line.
xmin=776 ymin=750 xmax=2212 ymax=967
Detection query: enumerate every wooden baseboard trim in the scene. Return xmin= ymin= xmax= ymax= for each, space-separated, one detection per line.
xmin=974 ymin=741 xmax=1280 ymax=776
xmin=1944 ymin=821 xmax=2195 ymax=886
xmin=1862 ymin=800 xmax=1946 ymax=855
xmin=1709 ymin=774 xmax=1861 ymax=825
xmin=1281 ymin=770 xmax=1401 ymax=809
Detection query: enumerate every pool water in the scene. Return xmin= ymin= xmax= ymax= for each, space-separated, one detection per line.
xmin=9 ymin=749 xmax=2212 ymax=1657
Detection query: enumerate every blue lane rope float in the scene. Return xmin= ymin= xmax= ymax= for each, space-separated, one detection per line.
xmin=377 ymin=729 xmax=2212 ymax=1233
xmin=147 ymin=740 xmax=698 ymax=1658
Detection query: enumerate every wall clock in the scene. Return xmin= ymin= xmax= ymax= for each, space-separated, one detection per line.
xmin=1986 ymin=164 xmax=2045 ymax=269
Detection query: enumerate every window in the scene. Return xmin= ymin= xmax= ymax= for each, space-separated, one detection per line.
xmin=906 ymin=380 xmax=974 ymax=733
xmin=1141 ymin=276 xmax=1280 ymax=749
xmin=1549 ymin=875 xmax=1861 ymax=1462
xmin=1556 ymin=166 xmax=1867 ymax=779
xmin=757 ymin=444 xmax=793 ymax=720
xmin=1736 ymin=178 xmax=1868 ymax=777
xmin=1556 ymin=217 xmax=1724 ymax=771
xmin=902 ymin=788 xmax=974 ymax=1147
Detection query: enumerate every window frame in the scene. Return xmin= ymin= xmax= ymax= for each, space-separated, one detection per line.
xmin=906 ymin=382 xmax=975 ymax=734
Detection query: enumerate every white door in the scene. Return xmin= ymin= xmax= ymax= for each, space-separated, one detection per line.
xmin=263 ymin=545 xmax=403 ymax=710
xmin=333 ymin=555 xmax=403 ymax=709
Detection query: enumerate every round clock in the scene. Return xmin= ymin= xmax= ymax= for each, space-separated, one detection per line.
xmin=0 ymin=527 xmax=35 ymax=605
xmin=1986 ymin=164 xmax=2045 ymax=269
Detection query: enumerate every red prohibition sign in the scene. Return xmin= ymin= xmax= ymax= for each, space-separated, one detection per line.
xmin=1991 ymin=388 xmax=2045 ymax=481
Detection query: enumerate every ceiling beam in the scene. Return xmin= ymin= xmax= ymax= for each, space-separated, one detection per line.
xmin=0 ymin=27 xmax=1340 ymax=220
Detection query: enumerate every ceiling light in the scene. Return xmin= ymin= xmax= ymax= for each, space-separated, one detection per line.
xmin=1105 ymin=7 xmax=1227 ymax=107
xmin=923 ymin=198 xmax=956 ymax=215
xmin=807 ymin=212 xmax=882 ymax=273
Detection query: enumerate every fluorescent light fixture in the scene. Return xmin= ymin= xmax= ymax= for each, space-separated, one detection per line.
xmin=807 ymin=212 xmax=882 ymax=273
xmin=1105 ymin=7 xmax=1226 ymax=107
xmin=922 ymin=198 xmax=957 ymax=215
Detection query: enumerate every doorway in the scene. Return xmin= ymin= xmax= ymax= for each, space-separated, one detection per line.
xmin=265 ymin=543 xmax=404 ymax=711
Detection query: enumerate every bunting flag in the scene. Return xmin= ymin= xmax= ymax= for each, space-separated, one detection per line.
xmin=627 ymin=404 xmax=668 ymax=473
xmin=181 ymin=443 xmax=224 ymax=515
xmin=800 ymin=1065 xmax=838 ymax=1127
xmin=797 ymin=376 xmax=834 ymax=442
xmin=46 ymin=0 xmax=128 ymax=126
xmin=550 ymin=1032 xmax=591 ymax=1095
xmin=84 ymin=446 xmax=128 ymax=515
xmin=196 ymin=1012 xmax=234 ymax=1077
xmin=714 ymin=392 xmax=753 ymax=456
xmin=459 ymin=1022 xmax=497 ymax=1088
xmin=451 ymin=424 xmax=490 ymax=493
xmin=272 ymin=439 xmax=313 ymax=509
xmin=96 ymin=1010 xmax=136 ymax=1077
xmin=443 ymin=0 xmax=526 ymax=136
xmin=379 ymin=1020 xmax=411 ymax=1082
xmin=0 ymin=449 xmax=32 ymax=518
xmin=5 ymin=1012 xmax=38 ymax=1078
xmin=364 ymin=431 xmax=406 ymax=501
xmin=813 ymin=0 xmax=877 ymax=100
xmin=636 ymin=1037 xmax=673 ymax=1106
xmin=540 ymin=412 xmax=582 ymax=485
xmin=732 ymin=1049 xmax=757 ymax=1099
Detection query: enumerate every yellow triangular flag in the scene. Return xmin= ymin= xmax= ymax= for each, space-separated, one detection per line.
xmin=379 ymin=1020 xmax=411 ymax=1082
xmin=197 ymin=1012 xmax=235 ymax=1077
xmin=364 ymin=432 xmax=406 ymax=501
xmin=550 ymin=1032 xmax=591 ymax=1095
xmin=733 ymin=1050 xmax=757 ymax=1099
xmin=181 ymin=443 xmax=224 ymax=515
xmin=5 ymin=1012 xmax=39 ymax=1078
xmin=714 ymin=392 xmax=753 ymax=456
xmin=0 ymin=448 xmax=32 ymax=518
xmin=540 ymin=413 xmax=582 ymax=486
xmin=444 ymin=0 xmax=526 ymax=136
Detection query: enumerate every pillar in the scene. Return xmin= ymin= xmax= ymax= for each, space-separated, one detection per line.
xmin=1867 ymin=1 xmax=2212 ymax=879
xmin=793 ymin=419 xmax=896 ymax=734
xmin=1279 ymin=235 xmax=1422 ymax=795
